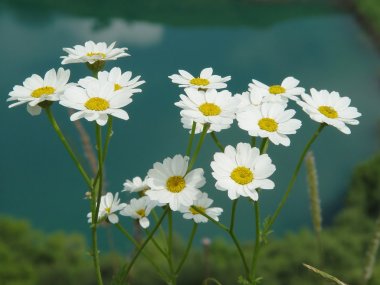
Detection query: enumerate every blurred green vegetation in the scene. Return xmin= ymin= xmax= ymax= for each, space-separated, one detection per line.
xmin=356 ymin=0 xmax=380 ymax=35
xmin=1 ymin=152 xmax=380 ymax=285
xmin=0 ymin=0 xmax=337 ymax=28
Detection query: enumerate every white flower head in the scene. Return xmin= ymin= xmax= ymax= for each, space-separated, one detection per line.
xmin=87 ymin=192 xmax=126 ymax=224
xmin=80 ymin=67 xmax=145 ymax=96
xmin=61 ymin=41 xmax=129 ymax=64
xmin=297 ymin=88 xmax=361 ymax=134
xmin=237 ymin=103 xmax=302 ymax=146
xmin=175 ymin=88 xmax=240 ymax=133
xmin=169 ymin=68 xmax=231 ymax=90
xmin=123 ymin=176 xmax=150 ymax=193
xmin=180 ymin=192 xmax=223 ymax=223
xmin=120 ymin=196 xmax=157 ymax=228
xmin=8 ymin=68 xmax=71 ymax=116
xmin=60 ymin=77 xmax=132 ymax=126
xmin=145 ymin=154 xmax=205 ymax=211
xmin=249 ymin=76 xmax=305 ymax=103
xmin=211 ymin=143 xmax=276 ymax=201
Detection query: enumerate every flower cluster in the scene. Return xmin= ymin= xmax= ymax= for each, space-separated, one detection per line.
xmin=8 ymin=41 xmax=144 ymax=125
xmin=7 ymin=40 xmax=363 ymax=285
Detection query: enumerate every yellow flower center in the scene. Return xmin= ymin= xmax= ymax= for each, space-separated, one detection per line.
xmin=190 ymin=206 xmax=205 ymax=215
xmin=136 ymin=209 xmax=146 ymax=217
xmin=114 ymin=83 xmax=122 ymax=91
xmin=105 ymin=207 xmax=111 ymax=214
xmin=269 ymin=85 xmax=286 ymax=95
xmin=190 ymin=77 xmax=210 ymax=86
xmin=31 ymin=86 xmax=56 ymax=98
xmin=318 ymin=106 xmax=338 ymax=119
xmin=166 ymin=176 xmax=186 ymax=193
xmin=258 ymin=118 xmax=278 ymax=132
xmin=84 ymin=97 xmax=110 ymax=111
xmin=86 ymin=52 xmax=106 ymax=58
xmin=230 ymin=166 xmax=254 ymax=185
xmin=199 ymin=103 xmax=221 ymax=116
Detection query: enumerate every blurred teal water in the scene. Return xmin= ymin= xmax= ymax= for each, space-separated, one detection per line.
xmin=0 ymin=1 xmax=379 ymax=248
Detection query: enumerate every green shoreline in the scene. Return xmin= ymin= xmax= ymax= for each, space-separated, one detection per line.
xmin=347 ymin=0 xmax=380 ymax=49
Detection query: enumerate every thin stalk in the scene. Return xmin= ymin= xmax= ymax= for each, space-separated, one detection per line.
xmin=250 ymin=201 xmax=261 ymax=282
xmin=115 ymin=223 xmax=169 ymax=281
xmin=186 ymin=122 xmax=197 ymax=156
xmin=211 ymin=131 xmax=224 ymax=151
xmin=266 ymin=124 xmax=325 ymax=230
xmin=191 ymin=206 xmax=229 ymax=232
xmin=230 ymin=200 xmax=238 ymax=232
xmin=91 ymin=227 xmax=103 ymax=285
xmin=192 ymin=206 xmax=250 ymax=281
xmin=175 ymin=223 xmax=198 ymax=274
xmin=167 ymin=210 xmax=175 ymax=281
xmin=102 ymin=117 xmax=113 ymax=163
xmin=123 ymin=208 xmax=169 ymax=282
xmin=251 ymin=136 xmax=256 ymax=147
xmin=151 ymin=209 xmax=168 ymax=252
xmin=91 ymin=118 xmax=113 ymax=194
xmin=259 ymin=138 xmax=269 ymax=154
xmin=187 ymin=123 xmax=210 ymax=172
xmin=144 ymin=229 xmax=169 ymax=258
xmin=229 ymin=231 xmax=251 ymax=280
xmin=91 ymin=124 xmax=104 ymax=285
xmin=94 ymin=125 xmax=104 ymax=224
xmin=45 ymin=107 xmax=92 ymax=188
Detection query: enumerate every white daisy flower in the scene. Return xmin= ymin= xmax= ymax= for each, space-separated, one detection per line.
xmin=169 ymin=67 xmax=231 ymax=90
xmin=175 ymin=88 xmax=240 ymax=133
xmin=211 ymin=143 xmax=276 ymax=201
xmin=61 ymin=41 xmax=129 ymax=64
xmin=80 ymin=67 xmax=145 ymax=96
xmin=180 ymin=192 xmax=223 ymax=223
xmin=87 ymin=192 xmax=126 ymax=224
xmin=249 ymin=76 xmax=305 ymax=103
xmin=145 ymin=154 xmax=205 ymax=211
xmin=237 ymin=103 xmax=302 ymax=146
xmin=297 ymin=88 xmax=361 ymax=134
xmin=120 ymin=196 xmax=157 ymax=228
xmin=60 ymin=77 xmax=132 ymax=126
xmin=7 ymin=68 xmax=71 ymax=116
xmin=123 ymin=176 xmax=150 ymax=193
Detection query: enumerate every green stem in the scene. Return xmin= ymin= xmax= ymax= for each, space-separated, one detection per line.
xmin=94 ymin=124 xmax=104 ymax=224
xmin=230 ymin=200 xmax=238 ymax=232
xmin=192 ymin=206 xmax=250 ymax=281
xmin=175 ymin=223 xmax=198 ymax=274
xmin=259 ymin=138 xmax=269 ymax=154
xmin=115 ymin=223 xmax=170 ymax=282
xmin=102 ymin=117 xmax=113 ymax=163
xmin=45 ymin=107 xmax=92 ymax=188
xmin=144 ymin=229 xmax=169 ymax=258
xmin=187 ymin=123 xmax=210 ymax=172
xmin=186 ymin=122 xmax=197 ymax=156
xmin=211 ymin=131 xmax=224 ymax=151
xmin=91 ymin=227 xmax=103 ymax=285
xmin=191 ymin=206 xmax=229 ymax=232
xmin=91 ymin=124 xmax=104 ymax=285
xmin=251 ymin=136 xmax=256 ymax=147
xmin=91 ymin=118 xmax=113 ymax=195
xmin=250 ymin=201 xmax=261 ymax=282
xmin=266 ymin=124 xmax=325 ymax=230
xmin=152 ymin=209 xmax=168 ymax=252
xmin=229 ymin=231 xmax=251 ymax=280
xmin=167 ymin=210 xmax=176 ymax=282
xmin=123 ymin=208 xmax=169 ymax=281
